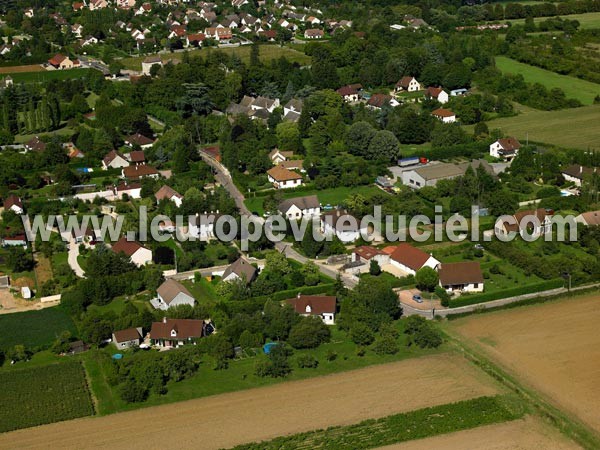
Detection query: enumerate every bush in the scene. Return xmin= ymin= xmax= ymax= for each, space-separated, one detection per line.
xmin=119 ymin=379 xmax=149 ymax=403
xmin=371 ymin=333 xmax=400 ymax=355
xmin=435 ymin=286 xmax=450 ymax=308
xmin=288 ymin=317 xmax=331 ymax=349
xmin=349 ymin=323 xmax=375 ymax=346
xmin=404 ymin=316 xmax=443 ymax=349
xmin=296 ymin=354 xmax=319 ymax=369
xmin=326 ymin=350 xmax=337 ymax=362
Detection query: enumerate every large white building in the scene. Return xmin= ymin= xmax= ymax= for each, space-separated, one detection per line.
xmin=278 ymin=195 xmax=320 ymax=220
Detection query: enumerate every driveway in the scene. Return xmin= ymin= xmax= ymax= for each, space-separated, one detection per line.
xmin=67 ymin=238 xmax=85 ymax=278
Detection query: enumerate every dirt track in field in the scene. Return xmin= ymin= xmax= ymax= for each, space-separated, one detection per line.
xmin=0 ymin=64 xmax=44 ymax=74
xmin=0 ymin=353 xmax=499 ymax=450
xmin=449 ymin=294 xmax=600 ymax=434
xmin=377 ymin=416 xmax=581 ymax=450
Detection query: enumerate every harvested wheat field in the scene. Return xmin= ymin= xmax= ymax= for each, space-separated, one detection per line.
xmin=0 ymin=353 xmax=500 ymax=450
xmin=0 ymin=64 xmax=44 ymax=74
xmin=449 ymin=294 xmax=600 ymax=433
xmin=377 ymin=416 xmax=581 ymax=450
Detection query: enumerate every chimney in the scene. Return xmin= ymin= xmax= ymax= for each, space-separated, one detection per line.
xmin=297 ymin=292 xmax=301 ymax=299
xmin=162 ymin=316 xmax=167 ymax=324
xmin=216 ymin=209 xmax=219 ymax=214
xmin=580 ymin=166 xmax=583 ymax=174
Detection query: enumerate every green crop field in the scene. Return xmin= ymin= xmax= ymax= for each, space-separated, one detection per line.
xmin=495 ymin=56 xmax=600 ymax=105
xmin=505 ymin=12 xmax=600 ymax=29
xmin=477 ymin=103 xmax=600 ymax=150
xmin=8 ymin=68 xmax=98 ymax=83
xmin=120 ymin=44 xmax=311 ymax=71
xmin=0 ymin=307 xmax=78 ymax=351
xmin=0 ymin=361 xmax=94 ymax=432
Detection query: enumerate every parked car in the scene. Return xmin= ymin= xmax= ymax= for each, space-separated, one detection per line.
xmin=412 ymin=294 xmax=423 ymax=303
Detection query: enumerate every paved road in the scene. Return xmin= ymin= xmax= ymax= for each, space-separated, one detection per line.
xmin=199 ymin=149 xmax=357 ymax=288
xmin=66 ymin=237 xmax=85 ymax=278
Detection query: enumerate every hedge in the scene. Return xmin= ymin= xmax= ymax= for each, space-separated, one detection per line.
xmin=449 ymin=278 xmax=564 ymax=308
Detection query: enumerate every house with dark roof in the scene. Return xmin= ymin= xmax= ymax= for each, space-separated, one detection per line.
xmin=438 ymin=261 xmax=484 ymax=293
xmin=351 ymin=246 xmax=390 ymax=266
xmin=286 ymin=294 xmax=336 ymax=325
xmin=102 ymin=150 xmax=129 ymax=170
xmin=304 ymin=28 xmax=324 ymax=39
xmin=150 ymin=317 xmax=205 ymax=348
xmin=278 ymin=195 xmax=320 ymax=219
xmin=424 ymin=86 xmax=449 ymax=104
xmin=222 ymin=257 xmax=258 ymax=284
xmin=48 ymin=54 xmax=79 ymax=69
xmin=155 ymin=185 xmax=183 ymax=207
xmin=3 ymin=194 xmax=24 ymax=215
xmin=152 ymin=279 xmax=195 ymax=311
xmin=395 ymin=76 xmax=421 ymax=92
xmin=336 ymin=84 xmax=362 ymax=102
xmin=384 ymin=243 xmax=440 ymax=276
xmin=115 ymin=181 xmax=142 ymax=199
xmin=111 ymin=237 xmax=152 ymax=266
xmin=125 ymin=133 xmax=154 ymax=149
xmin=122 ymin=165 xmax=159 ymax=180
xmin=490 ymin=137 xmax=521 ymax=161
xmin=367 ymin=93 xmax=398 ymax=110
xmin=112 ymin=327 xmax=143 ymax=349
xmin=494 ymin=208 xmax=553 ymax=238
xmin=2 ymin=234 xmax=27 ymax=247
xmin=561 ymin=165 xmax=596 ymax=187
xmin=321 ymin=209 xmax=367 ymax=243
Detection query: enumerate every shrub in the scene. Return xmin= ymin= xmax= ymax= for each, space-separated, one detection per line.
xmin=371 ymin=333 xmax=400 ymax=355
xmin=326 ymin=350 xmax=337 ymax=362
xmin=296 ymin=354 xmax=319 ymax=369
xmin=404 ymin=316 xmax=443 ymax=349
xmin=288 ymin=317 xmax=331 ymax=349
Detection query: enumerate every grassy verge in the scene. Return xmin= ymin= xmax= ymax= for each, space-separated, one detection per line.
xmin=495 ymin=56 xmax=600 ymax=105
xmin=230 ymin=395 xmax=523 ymax=450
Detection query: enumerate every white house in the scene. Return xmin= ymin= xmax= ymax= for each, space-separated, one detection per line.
xmin=3 ymin=194 xmax=24 ymax=215
xmin=222 ymin=257 xmax=258 ymax=284
xmin=489 ymin=137 xmax=521 ymax=161
xmin=188 ymin=212 xmax=222 ymax=240
xmin=155 ymin=185 xmax=183 ymax=207
xmin=112 ymin=327 xmax=143 ymax=349
xmin=321 ymin=209 xmax=367 ymax=243
xmin=561 ymin=165 xmax=596 ymax=187
xmin=267 ymin=165 xmax=302 ymax=189
xmin=385 ymin=243 xmax=440 ymax=276
xmin=150 ymin=317 xmax=204 ymax=348
xmin=351 ymin=246 xmax=390 ymax=267
xmin=431 ymin=108 xmax=456 ymax=123
xmin=115 ymin=182 xmax=141 ymax=199
xmin=286 ymin=294 xmax=336 ymax=325
xmin=336 ymin=84 xmax=362 ymax=102
xmin=141 ymin=56 xmax=162 ymax=76
xmin=102 ymin=150 xmax=129 ymax=170
xmin=576 ymin=210 xmax=600 ymax=226
xmin=401 ymin=163 xmax=464 ymax=189
xmin=395 ymin=76 xmax=421 ymax=92
xmin=438 ymin=261 xmax=484 ymax=293
xmin=111 ymin=237 xmax=152 ymax=266
xmin=494 ymin=208 xmax=553 ymax=239
xmin=278 ymin=195 xmax=320 ymax=219
xmin=153 ymin=279 xmax=195 ymax=311
xmin=269 ymin=149 xmax=294 ymax=165
xmin=2 ymin=235 xmax=27 ymax=247
xmin=425 ymin=86 xmax=449 ymax=104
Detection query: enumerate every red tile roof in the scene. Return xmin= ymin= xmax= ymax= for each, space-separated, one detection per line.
xmin=389 ymin=243 xmax=432 ymax=272
xmin=150 ymin=319 xmax=204 ymax=340
xmin=123 ymin=165 xmax=159 ymax=179
xmin=111 ymin=237 xmax=145 ymax=257
xmin=113 ymin=327 xmax=142 ymax=343
xmin=432 ymin=108 xmax=455 ymax=118
xmin=438 ymin=262 xmax=483 ymax=286
xmin=353 ymin=245 xmax=386 ymax=261
xmin=286 ymin=295 xmax=336 ymax=315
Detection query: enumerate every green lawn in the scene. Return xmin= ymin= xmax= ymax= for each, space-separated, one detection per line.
xmin=472 ymin=103 xmax=600 ymax=150
xmin=9 ymin=68 xmax=98 ymax=83
xmin=181 ymin=277 xmax=220 ymax=303
xmin=120 ymin=44 xmax=311 ymax=71
xmin=245 ymin=185 xmax=382 ymax=215
xmin=87 ymin=323 xmax=445 ymax=415
xmin=0 ymin=307 xmax=77 ymax=351
xmin=495 ymin=56 xmax=600 ymax=105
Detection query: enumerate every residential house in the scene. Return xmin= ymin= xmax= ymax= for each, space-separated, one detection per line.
xmin=401 ymin=159 xmax=495 ymax=189
xmin=267 ymin=165 xmax=302 ymax=189
xmin=88 ymin=0 xmax=108 ymax=10
xmin=3 ymin=194 xmax=24 ymax=215
xmin=561 ymin=164 xmax=596 ymax=187
xmin=71 ymin=24 xmax=84 ymax=37
xmin=186 ymin=33 xmax=206 ymax=47
xmin=304 ymin=29 xmax=324 ymax=39
xmin=384 ymin=243 xmax=440 ymax=276
xmin=336 ymin=84 xmax=362 ymax=102
xmin=111 ymin=237 xmax=152 ymax=266
xmin=431 ymin=108 xmax=456 ymax=123
xmin=150 ymin=317 xmax=204 ymax=348
xmin=71 ymin=226 xmax=99 ymax=244
xmin=122 ymin=165 xmax=159 ymax=180
xmin=489 ymin=137 xmax=521 ymax=161
xmin=269 ymin=149 xmax=294 ymax=164
xmin=495 ymin=208 xmax=553 ymax=238
xmin=367 ymin=94 xmax=399 ymax=110
xmin=48 ymin=54 xmax=79 ymax=70
xmin=188 ymin=211 xmax=222 ymax=240
xmin=425 ymin=86 xmax=449 ymax=104
xmin=576 ymin=210 xmax=600 ymax=226
xmin=2 ymin=234 xmax=27 ymax=247
xmin=222 ymin=257 xmax=258 ymax=284
xmin=125 ymin=133 xmax=154 ymax=149
xmin=24 ymin=136 xmax=46 ymax=152
xmin=438 ymin=261 xmax=484 ymax=293
xmin=283 ymin=98 xmax=302 ymax=122
xmin=204 ymin=27 xmax=233 ymax=41
xmin=395 ymin=76 xmax=421 ymax=92
xmin=115 ymin=181 xmax=142 ymax=199
xmin=153 ymin=279 xmax=195 ymax=311
xmin=279 ymin=159 xmax=304 ymax=172
xmin=203 ymin=146 xmax=221 ymax=162
xmin=127 ymin=150 xmax=146 ymax=165
xmin=135 ymin=2 xmax=152 ymax=15
xmin=79 ymin=36 xmax=98 ymax=47
xmin=112 ymin=327 xmax=143 ymax=349
xmin=278 ymin=195 xmax=320 ymax=219
xmin=286 ymin=294 xmax=336 ymax=325
xmin=103 ymin=150 xmax=130 ymax=170
xmin=321 ymin=209 xmax=366 ymax=243
xmin=142 ymin=56 xmax=162 ymax=76
xmin=24 ymin=7 xmax=34 ymax=17
xmin=155 ymin=185 xmax=183 ymax=207
xmin=351 ymin=246 xmax=390 ymax=266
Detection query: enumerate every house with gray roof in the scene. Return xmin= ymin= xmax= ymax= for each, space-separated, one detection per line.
xmin=278 ymin=195 xmax=320 ymax=219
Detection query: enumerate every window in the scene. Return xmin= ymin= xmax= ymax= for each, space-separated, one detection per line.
xmin=474 ymin=283 xmax=479 ymax=288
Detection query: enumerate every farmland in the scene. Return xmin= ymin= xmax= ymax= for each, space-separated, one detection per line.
xmin=477 ymin=104 xmax=600 ymax=150
xmin=120 ymin=44 xmax=311 ymax=71
xmin=495 ymin=57 xmax=600 ymax=105
xmin=0 ymin=353 xmax=503 ymax=449
xmin=447 ymin=293 xmax=600 ymax=434
xmin=0 ymin=306 xmax=77 ymax=351
xmin=0 ymin=361 xmax=94 ymax=432
xmin=504 ymin=12 xmax=600 ymax=30
xmin=4 ymin=68 xmax=98 ymax=83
